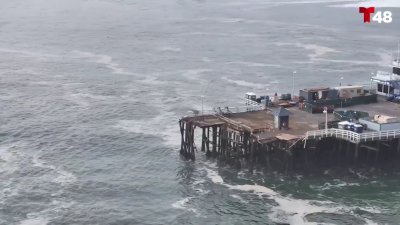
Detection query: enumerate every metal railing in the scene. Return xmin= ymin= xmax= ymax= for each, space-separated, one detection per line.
xmin=306 ymin=128 xmax=400 ymax=143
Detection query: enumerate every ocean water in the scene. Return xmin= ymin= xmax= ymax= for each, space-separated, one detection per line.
xmin=0 ymin=0 xmax=400 ymax=224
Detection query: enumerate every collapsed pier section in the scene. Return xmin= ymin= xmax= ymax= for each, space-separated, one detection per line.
xmin=179 ymin=107 xmax=400 ymax=172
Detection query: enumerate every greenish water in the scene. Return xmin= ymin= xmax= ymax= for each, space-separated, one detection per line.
xmin=0 ymin=0 xmax=399 ymax=224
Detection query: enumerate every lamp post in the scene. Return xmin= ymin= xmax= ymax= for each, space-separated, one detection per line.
xmin=339 ymin=76 xmax=344 ymax=86
xmin=397 ymin=40 xmax=400 ymax=67
xmin=370 ymin=72 xmax=374 ymax=93
xmin=201 ymin=95 xmax=204 ymax=117
xmin=292 ymin=71 xmax=297 ymax=99
xmin=323 ymin=106 xmax=328 ymax=133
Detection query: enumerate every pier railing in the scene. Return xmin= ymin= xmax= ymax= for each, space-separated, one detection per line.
xmin=306 ymin=128 xmax=400 ymax=143
xmin=185 ymin=105 xmax=264 ymax=118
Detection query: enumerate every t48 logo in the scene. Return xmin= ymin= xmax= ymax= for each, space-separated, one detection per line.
xmin=359 ymin=7 xmax=392 ymax=23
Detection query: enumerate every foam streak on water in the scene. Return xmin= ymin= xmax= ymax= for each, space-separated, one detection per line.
xmin=205 ymin=167 xmax=381 ymax=225
xmin=0 ymin=0 xmax=399 ymax=224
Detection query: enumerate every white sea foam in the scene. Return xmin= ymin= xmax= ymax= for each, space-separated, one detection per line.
xmin=172 ymin=197 xmax=191 ymax=209
xmin=18 ymin=218 xmax=49 ymax=225
xmin=19 ymin=199 xmax=75 ymax=225
xmin=0 ymin=68 xmax=41 ymax=76
xmin=313 ymin=51 xmax=392 ymax=68
xmin=63 ymin=93 xmax=91 ymax=108
xmin=205 ymin=167 xmax=380 ymax=225
xmin=136 ymin=75 xmax=168 ymax=86
xmin=335 ymin=0 xmax=400 ymax=8
xmin=159 ymin=46 xmax=181 ymax=52
xmin=29 ymin=81 xmax=58 ymax=86
xmin=219 ymin=18 xmax=260 ymax=24
xmin=141 ymin=69 xmax=212 ymax=84
xmin=201 ymin=57 xmax=212 ymax=62
xmin=230 ymin=194 xmax=248 ymax=203
xmin=313 ymin=58 xmax=389 ymax=67
xmin=69 ymin=93 xmax=114 ymax=102
xmin=205 ymin=168 xmax=224 ymax=184
xmin=376 ymin=51 xmax=393 ymax=68
xmin=0 ymin=143 xmax=26 ymax=173
xmin=227 ymin=61 xmax=283 ymax=68
xmin=275 ymin=42 xmax=339 ymax=61
xmin=311 ymin=180 xmax=361 ymax=191
xmin=115 ymin=112 xmax=181 ymax=148
xmin=71 ymin=50 xmax=134 ymax=75
xmin=221 ymin=76 xmax=271 ymax=90
xmin=192 ymin=178 xmax=206 ymax=186
xmin=172 ymin=197 xmax=200 ymax=216
xmin=32 ymin=155 xmax=77 ymax=185
xmin=0 ymin=145 xmax=19 ymax=163
xmin=194 ymin=188 xmax=210 ymax=195
xmin=0 ymin=48 xmax=58 ymax=60
xmin=364 ymin=219 xmax=379 ymax=225
xmin=181 ymin=69 xmax=213 ymax=82
xmin=302 ymin=44 xmax=339 ymax=60
xmin=273 ymin=0 xmax=356 ymax=5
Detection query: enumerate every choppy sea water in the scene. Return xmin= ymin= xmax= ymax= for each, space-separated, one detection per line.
xmin=0 ymin=0 xmax=399 ymax=224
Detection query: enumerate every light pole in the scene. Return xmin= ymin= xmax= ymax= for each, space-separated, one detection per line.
xmin=201 ymin=95 xmax=204 ymax=117
xmin=339 ymin=76 xmax=344 ymax=86
xmin=397 ymin=40 xmax=400 ymax=67
xmin=370 ymin=72 xmax=374 ymax=93
xmin=292 ymin=71 xmax=297 ymax=99
xmin=323 ymin=106 xmax=328 ymax=133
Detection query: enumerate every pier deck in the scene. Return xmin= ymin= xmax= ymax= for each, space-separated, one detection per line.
xmin=179 ymin=98 xmax=400 ymax=171
xmin=183 ymin=107 xmax=334 ymax=139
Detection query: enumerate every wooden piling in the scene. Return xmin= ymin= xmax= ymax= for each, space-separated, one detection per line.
xmin=354 ymin=143 xmax=359 ymax=165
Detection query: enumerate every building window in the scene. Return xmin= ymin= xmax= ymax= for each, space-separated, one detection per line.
xmin=384 ymin=85 xmax=389 ymax=93
xmin=390 ymin=86 xmax=395 ymax=94
xmin=378 ymin=83 xmax=383 ymax=92
xmin=357 ymin=89 xmax=361 ymax=94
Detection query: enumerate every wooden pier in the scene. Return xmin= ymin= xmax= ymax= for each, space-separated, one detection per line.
xmin=179 ymin=100 xmax=400 ymax=173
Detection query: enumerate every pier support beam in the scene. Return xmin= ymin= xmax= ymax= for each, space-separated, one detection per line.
xmin=354 ymin=143 xmax=360 ymax=166
xmin=201 ymin=128 xmax=206 ymax=152
xmin=397 ymin=138 xmax=400 ymax=157
xmin=206 ymin=127 xmax=210 ymax=156
xmin=249 ymin=137 xmax=255 ymax=173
